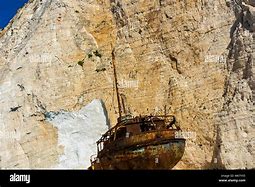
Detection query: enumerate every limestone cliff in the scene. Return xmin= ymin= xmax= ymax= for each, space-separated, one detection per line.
xmin=0 ymin=0 xmax=254 ymax=169
xmin=216 ymin=0 xmax=255 ymax=169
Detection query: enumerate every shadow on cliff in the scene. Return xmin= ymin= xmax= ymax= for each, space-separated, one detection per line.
xmin=203 ymin=123 xmax=226 ymax=169
xmin=99 ymin=99 xmax=111 ymax=129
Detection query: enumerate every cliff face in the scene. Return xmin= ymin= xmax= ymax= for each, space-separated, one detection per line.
xmin=0 ymin=0 xmax=254 ymax=169
xmin=216 ymin=0 xmax=255 ymax=169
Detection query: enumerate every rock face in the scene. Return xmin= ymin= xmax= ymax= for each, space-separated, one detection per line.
xmin=0 ymin=0 xmax=254 ymax=169
xmin=216 ymin=0 xmax=255 ymax=169
xmin=47 ymin=99 xmax=109 ymax=168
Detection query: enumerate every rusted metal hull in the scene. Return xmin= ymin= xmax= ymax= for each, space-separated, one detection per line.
xmin=91 ymin=130 xmax=185 ymax=170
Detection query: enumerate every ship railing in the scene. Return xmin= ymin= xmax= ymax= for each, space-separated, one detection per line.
xmin=90 ymin=154 xmax=98 ymax=163
xmin=96 ymin=115 xmax=179 ymax=147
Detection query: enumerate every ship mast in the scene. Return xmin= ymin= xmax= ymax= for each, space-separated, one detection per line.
xmin=111 ymin=48 xmax=122 ymax=119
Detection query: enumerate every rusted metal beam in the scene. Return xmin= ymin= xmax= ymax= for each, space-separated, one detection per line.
xmin=111 ymin=47 xmax=122 ymax=119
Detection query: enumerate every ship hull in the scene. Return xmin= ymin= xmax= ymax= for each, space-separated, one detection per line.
xmin=91 ymin=130 xmax=185 ymax=170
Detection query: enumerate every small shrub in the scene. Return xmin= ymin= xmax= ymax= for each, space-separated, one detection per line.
xmin=93 ymin=50 xmax=102 ymax=58
xmin=88 ymin=53 xmax=93 ymax=58
xmin=78 ymin=60 xmax=84 ymax=67
xmin=96 ymin=67 xmax=106 ymax=72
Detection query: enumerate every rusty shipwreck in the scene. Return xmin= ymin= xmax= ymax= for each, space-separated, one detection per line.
xmin=89 ymin=49 xmax=185 ymax=170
